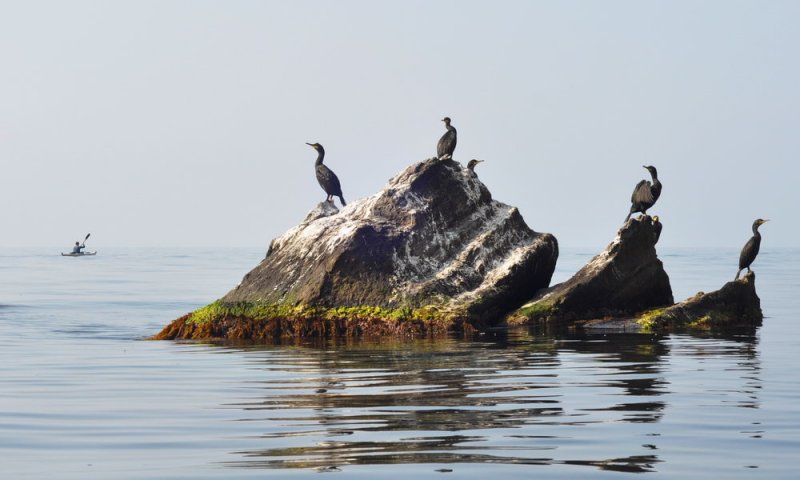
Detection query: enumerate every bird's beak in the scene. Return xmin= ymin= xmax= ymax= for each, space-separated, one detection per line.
xmin=305 ymin=143 xmax=314 ymax=147
xmin=642 ymin=165 xmax=647 ymax=169
xmin=763 ymin=219 xmax=770 ymax=223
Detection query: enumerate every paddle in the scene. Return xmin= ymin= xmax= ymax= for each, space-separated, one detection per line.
xmin=83 ymin=233 xmax=91 ymax=246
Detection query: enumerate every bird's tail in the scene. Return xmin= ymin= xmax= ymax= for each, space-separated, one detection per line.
xmin=339 ymin=195 xmax=346 ymax=207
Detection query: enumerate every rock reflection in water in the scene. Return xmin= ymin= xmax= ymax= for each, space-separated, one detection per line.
xmin=216 ymin=328 xmax=759 ymax=473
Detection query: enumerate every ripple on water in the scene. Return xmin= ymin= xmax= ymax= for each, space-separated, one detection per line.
xmin=1 ymin=248 xmax=798 ymax=479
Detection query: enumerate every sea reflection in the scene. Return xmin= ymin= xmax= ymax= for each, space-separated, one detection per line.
xmin=214 ymin=328 xmax=760 ymax=474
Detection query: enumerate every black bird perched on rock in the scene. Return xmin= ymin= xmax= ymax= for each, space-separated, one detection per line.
xmin=467 ymin=159 xmax=484 ymax=173
xmin=306 ymin=143 xmax=346 ymax=207
xmin=652 ymin=215 xmax=662 ymax=244
xmin=625 ymin=165 xmax=662 ymax=222
xmin=437 ymin=117 xmax=457 ymax=159
xmin=736 ymin=218 xmax=768 ymax=280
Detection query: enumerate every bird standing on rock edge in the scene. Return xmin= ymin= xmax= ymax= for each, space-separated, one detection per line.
xmin=736 ymin=219 xmax=768 ymax=280
xmin=437 ymin=117 xmax=457 ymax=160
xmin=467 ymin=159 xmax=484 ymax=175
xmin=625 ymin=165 xmax=662 ymax=222
xmin=306 ymin=142 xmax=346 ymax=207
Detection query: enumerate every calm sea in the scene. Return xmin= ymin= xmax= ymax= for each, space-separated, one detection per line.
xmin=1 ymin=246 xmax=798 ymax=479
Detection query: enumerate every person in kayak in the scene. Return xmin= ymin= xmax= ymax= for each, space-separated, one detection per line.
xmin=71 ymin=241 xmax=85 ymax=254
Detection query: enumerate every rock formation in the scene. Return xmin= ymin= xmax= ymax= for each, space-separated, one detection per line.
xmin=155 ymin=157 xmax=765 ymax=341
xmin=156 ymin=157 xmax=558 ymax=340
xmin=582 ymin=271 xmax=763 ymax=333
xmin=640 ymin=271 xmax=762 ymax=329
xmin=508 ymin=215 xmax=673 ymax=325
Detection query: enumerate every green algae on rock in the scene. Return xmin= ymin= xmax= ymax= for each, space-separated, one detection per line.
xmin=581 ymin=271 xmax=763 ymax=334
xmin=633 ymin=271 xmax=762 ymax=331
xmin=153 ymin=300 xmax=475 ymax=341
xmin=155 ymin=157 xmax=558 ymax=341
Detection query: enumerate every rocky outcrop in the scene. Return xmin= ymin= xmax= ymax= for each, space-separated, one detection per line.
xmin=639 ymin=271 xmax=762 ymax=329
xmin=508 ymin=215 xmax=764 ymax=334
xmin=156 ymin=157 xmax=558 ymax=340
xmin=508 ymin=216 xmax=673 ymax=325
xmin=583 ymin=271 xmax=763 ymax=333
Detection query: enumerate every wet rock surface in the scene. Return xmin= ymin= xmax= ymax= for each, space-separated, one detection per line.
xmin=157 ymin=157 xmax=558 ymax=340
xmin=508 ymin=215 xmax=673 ymax=325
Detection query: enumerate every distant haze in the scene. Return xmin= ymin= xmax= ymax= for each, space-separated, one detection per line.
xmin=1 ymin=1 xmax=797 ymax=249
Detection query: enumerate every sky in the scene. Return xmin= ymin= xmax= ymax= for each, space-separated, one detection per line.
xmin=1 ymin=0 xmax=797 ymax=249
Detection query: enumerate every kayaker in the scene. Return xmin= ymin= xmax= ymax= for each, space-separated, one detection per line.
xmin=71 ymin=241 xmax=85 ymax=254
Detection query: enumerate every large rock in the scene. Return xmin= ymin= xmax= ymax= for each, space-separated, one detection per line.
xmin=508 ymin=215 xmax=673 ymax=325
xmin=156 ymin=157 xmax=558 ymax=340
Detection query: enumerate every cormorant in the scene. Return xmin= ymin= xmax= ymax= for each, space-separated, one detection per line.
xmin=625 ymin=165 xmax=662 ymax=222
xmin=467 ymin=159 xmax=484 ymax=173
xmin=306 ymin=143 xmax=346 ymax=207
xmin=652 ymin=215 xmax=662 ymax=244
xmin=736 ymin=218 xmax=768 ymax=280
xmin=437 ymin=117 xmax=457 ymax=159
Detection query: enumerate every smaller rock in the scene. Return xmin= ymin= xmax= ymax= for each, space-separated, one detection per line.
xmin=508 ymin=215 xmax=673 ymax=325
xmin=582 ymin=271 xmax=763 ymax=333
xmin=634 ymin=271 xmax=763 ymax=331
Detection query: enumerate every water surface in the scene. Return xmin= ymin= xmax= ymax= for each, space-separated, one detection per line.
xmin=1 ymin=247 xmax=798 ymax=478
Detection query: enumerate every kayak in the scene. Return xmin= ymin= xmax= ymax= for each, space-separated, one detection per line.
xmin=61 ymin=252 xmax=97 ymax=257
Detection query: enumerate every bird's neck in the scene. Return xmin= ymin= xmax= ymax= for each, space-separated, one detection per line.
xmin=447 ymin=124 xmax=456 ymax=133
xmin=650 ymin=171 xmax=658 ymax=182
xmin=315 ymin=150 xmax=325 ymax=166
xmin=752 ymin=224 xmax=761 ymax=237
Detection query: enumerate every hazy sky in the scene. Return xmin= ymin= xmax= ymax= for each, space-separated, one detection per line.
xmin=1 ymin=1 xmax=797 ymax=249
